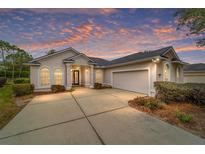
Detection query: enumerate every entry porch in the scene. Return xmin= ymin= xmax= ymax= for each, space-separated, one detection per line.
xmin=65 ymin=64 xmax=95 ymax=90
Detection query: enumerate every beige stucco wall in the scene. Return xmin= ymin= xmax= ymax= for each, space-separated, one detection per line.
xmin=156 ymin=60 xmax=183 ymax=83
xmin=30 ymin=50 xmax=78 ymax=90
xmin=30 ymin=66 xmax=38 ymax=87
xmin=94 ymin=69 xmax=104 ymax=83
xmin=184 ymin=72 xmax=205 ymax=83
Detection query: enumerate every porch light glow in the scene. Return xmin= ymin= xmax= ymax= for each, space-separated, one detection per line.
xmin=152 ymin=58 xmax=160 ymax=63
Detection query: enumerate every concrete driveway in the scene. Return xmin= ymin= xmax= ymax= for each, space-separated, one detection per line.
xmin=0 ymin=87 xmax=204 ymax=145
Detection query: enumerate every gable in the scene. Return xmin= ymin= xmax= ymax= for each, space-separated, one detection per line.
xmin=64 ymin=53 xmax=95 ymax=64
xmin=161 ymin=47 xmax=180 ymax=61
xmin=30 ymin=47 xmax=80 ymax=63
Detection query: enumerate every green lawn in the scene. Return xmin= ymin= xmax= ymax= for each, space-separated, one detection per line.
xmin=0 ymin=85 xmax=22 ymax=129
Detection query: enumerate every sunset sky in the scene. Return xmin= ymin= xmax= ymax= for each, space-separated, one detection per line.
xmin=0 ymin=8 xmax=204 ymax=63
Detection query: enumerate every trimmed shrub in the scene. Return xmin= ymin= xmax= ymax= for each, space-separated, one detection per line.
xmin=0 ymin=77 xmax=7 ymax=87
xmin=131 ymin=97 xmax=165 ymax=110
xmin=154 ymin=81 xmax=205 ymax=105
xmin=102 ymin=84 xmax=112 ymax=88
xmin=175 ymin=109 xmax=193 ymax=123
xmin=14 ymin=78 xmax=30 ymax=84
xmin=51 ymin=85 xmax=65 ymax=93
xmin=13 ymin=84 xmax=34 ymax=96
xmin=94 ymin=82 xmax=102 ymax=89
xmin=0 ymin=70 xmax=29 ymax=78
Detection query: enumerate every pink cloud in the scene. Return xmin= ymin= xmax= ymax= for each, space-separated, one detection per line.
xmin=84 ymin=48 xmax=136 ymax=59
xmin=19 ymin=22 xmax=107 ymax=51
xmin=176 ymin=45 xmax=205 ymax=52
xmin=153 ymin=26 xmax=175 ymax=35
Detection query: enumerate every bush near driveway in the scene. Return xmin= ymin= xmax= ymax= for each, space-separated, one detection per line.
xmin=13 ymin=84 xmax=34 ymax=96
xmin=175 ymin=109 xmax=193 ymax=123
xmin=94 ymin=83 xmax=112 ymax=89
xmin=129 ymin=97 xmax=165 ymax=111
xmin=154 ymin=81 xmax=205 ymax=105
xmin=51 ymin=85 xmax=65 ymax=93
xmin=0 ymin=77 xmax=7 ymax=87
xmin=0 ymin=85 xmax=22 ymax=129
xmin=14 ymin=78 xmax=30 ymax=84
xmin=94 ymin=82 xmax=102 ymax=89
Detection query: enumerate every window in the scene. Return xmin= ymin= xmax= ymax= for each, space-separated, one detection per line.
xmin=40 ymin=68 xmax=50 ymax=86
xmin=164 ymin=64 xmax=169 ymax=81
xmin=54 ymin=69 xmax=62 ymax=85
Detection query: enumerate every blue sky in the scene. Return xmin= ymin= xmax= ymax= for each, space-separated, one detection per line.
xmin=0 ymin=8 xmax=204 ymax=63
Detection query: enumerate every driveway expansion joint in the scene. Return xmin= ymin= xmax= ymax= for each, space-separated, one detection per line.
xmin=0 ymin=116 xmax=85 ymax=140
xmin=71 ymin=92 xmax=105 ymax=145
xmin=87 ymin=106 xmax=128 ymax=118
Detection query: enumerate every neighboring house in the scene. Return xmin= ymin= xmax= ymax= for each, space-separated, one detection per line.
xmin=26 ymin=46 xmax=184 ymax=96
xmin=183 ymin=63 xmax=205 ymax=83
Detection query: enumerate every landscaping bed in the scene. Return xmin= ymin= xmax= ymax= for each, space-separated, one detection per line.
xmin=0 ymin=83 xmax=34 ymax=129
xmin=128 ymin=97 xmax=205 ymax=138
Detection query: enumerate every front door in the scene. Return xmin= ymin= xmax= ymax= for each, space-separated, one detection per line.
xmin=73 ymin=70 xmax=79 ymax=85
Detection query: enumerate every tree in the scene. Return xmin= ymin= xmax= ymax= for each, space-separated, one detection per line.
xmin=175 ymin=9 xmax=205 ymax=46
xmin=0 ymin=40 xmax=12 ymax=77
xmin=6 ymin=45 xmax=18 ymax=80
xmin=6 ymin=49 xmax=33 ymax=78
xmin=47 ymin=49 xmax=56 ymax=55
xmin=17 ymin=49 xmax=33 ymax=77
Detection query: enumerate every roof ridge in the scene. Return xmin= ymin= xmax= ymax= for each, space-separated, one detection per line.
xmin=110 ymin=46 xmax=173 ymax=62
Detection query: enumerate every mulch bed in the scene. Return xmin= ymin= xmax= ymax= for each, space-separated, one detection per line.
xmin=128 ymin=100 xmax=205 ymax=138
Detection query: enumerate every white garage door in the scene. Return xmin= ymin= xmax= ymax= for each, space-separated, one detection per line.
xmin=113 ymin=70 xmax=149 ymax=94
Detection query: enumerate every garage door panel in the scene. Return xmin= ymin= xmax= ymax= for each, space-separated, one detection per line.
xmin=113 ymin=70 xmax=148 ymax=94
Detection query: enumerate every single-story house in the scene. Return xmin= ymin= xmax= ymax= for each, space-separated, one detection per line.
xmin=26 ymin=46 xmax=185 ymax=96
xmin=183 ymin=63 xmax=205 ymax=83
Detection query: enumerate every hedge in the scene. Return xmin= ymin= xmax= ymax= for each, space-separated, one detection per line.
xmin=13 ymin=84 xmax=34 ymax=96
xmin=94 ymin=82 xmax=102 ymax=89
xmin=51 ymin=85 xmax=65 ymax=93
xmin=0 ymin=70 xmax=29 ymax=78
xmin=154 ymin=81 xmax=205 ymax=105
xmin=0 ymin=77 xmax=7 ymax=87
xmin=14 ymin=78 xmax=30 ymax=84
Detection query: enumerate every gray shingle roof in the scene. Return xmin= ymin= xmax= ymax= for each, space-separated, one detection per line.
xmin=88 ymin=57 xmax=110 ymax=66
xmin=108 ymin=46 xmax=173 ymax=66
xmin=89 ymin=46 xmax=174 ymax=66
xmin=184 ymin=63 xmax=205 ymax=72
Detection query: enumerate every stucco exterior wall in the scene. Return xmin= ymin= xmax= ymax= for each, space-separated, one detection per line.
xmin=30 ymin=66 xmax=38 ymax=87
xmin=184 ymin=72 xmax=205 ymax=83
xmin=157 ymin=61 xmax=183 ymax=83
xmin=95 ymin=69 xmax=104 ymax=83
xmin=30 ymin=50 xmax=77 ymax=90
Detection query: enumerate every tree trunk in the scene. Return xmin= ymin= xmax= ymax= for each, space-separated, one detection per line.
xmin=0 ymin=49 xmax=6 ymax=78
xmin=19 ymin=65 xmax=22 ymax=78
xmin=12 ymin=50 xmax=15 ymax=81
